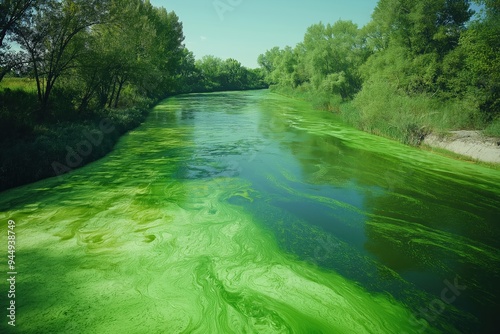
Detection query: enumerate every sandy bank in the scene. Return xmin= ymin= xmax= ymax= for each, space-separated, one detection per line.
xmin=422 ymin=130 xmax=500 ymax=164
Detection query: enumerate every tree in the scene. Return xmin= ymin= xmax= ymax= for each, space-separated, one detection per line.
xmin=258 ymin=46 xmax=282 ymax=84
xmin=196 ymin=55 xmax=224 ymax=91
xmin=190 ymin=55 xmax=264 ymax=92
xmin=221 ymin=58 xmax=245 ymax=90
xmin=176 ymin=48 xmax=200 ymax=93
xmin=14 ymin=0 xmax=110 ymax=117
xmin=270 ymin=46 xmax=298 ymax=88
xmin=369 ymin=0 xmax=473 ymax=56
xmin=361 ymin=0 xmax=474 ymax=98
xmin=145 ymin=6 xmax=186 ymax=97
xmin=300 ymin=21 xmax=369 ymax=99
xmin=459 ymin=0 xmax=500 ymax=116
xmin=0 ymin=0 xmax=37 ymax=81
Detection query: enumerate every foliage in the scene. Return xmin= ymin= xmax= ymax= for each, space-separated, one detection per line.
xmin=0 ymin=106 xmax=150 ymax=192
xmin=0 ymin=87 xmax=38 ymax=140
xmin=12 ymin=0 xmax=111 ymax=117
xmin=2 ymin=0 xmax=265 ymax=122
xmin=259 ymin=20 xmax=369 ymax=101
xmin=0 ymin=0 xmax=37 ymax=81
xmin=0 ymin=0 xmax=265 ymax=192
xmin=258 ymin=0 xmax=500 ymax=145
xmin=484 ymin=118 xmax=500 ymax=137
xmin=458 ymin=3 xmax=500 ymax=119
xmin=342 ymin=78 xmax=482 ymax=144
xmin=192 ymin=56 xmax=266 ymax=92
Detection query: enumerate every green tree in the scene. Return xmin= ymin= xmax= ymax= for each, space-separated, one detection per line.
xmin=13 ymin=0 xmax=110 ymax=117
xmin=269 ymin=46 xmax=298 ymax=88
xmin=141 ymin=5 xmax=185 ymax=98
xmin=369 ymin=0 xmax=472 ymax=56
xmin=0 ymin=0 xmax=37 ymax=81
xmin=459 ymin=0 xmax=500 ymax=116
xmin=196 ymin=55 xmax=224 ymax=91
xmin=258 ymin=46 xmax=282 ymax=85
xmin=175 ymin=48 xmax=200 ymax=93
xmin=362 ymin=0 xmax=473 ymax=97
xmin=222 ymin=58 xmax=245 ymax=90
xmin=192 ymin=55 xmax=264 ymax=92
xmin=301 ymin=21 xmax=369 ymax=99
xmin=65 ymin=0 xmax=186 ymax=110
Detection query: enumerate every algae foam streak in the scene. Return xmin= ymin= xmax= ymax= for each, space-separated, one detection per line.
xmin=1 ymin=90 xmax=499 ymax=333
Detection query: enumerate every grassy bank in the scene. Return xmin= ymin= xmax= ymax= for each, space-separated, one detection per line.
xmin=0 ymin=77 xmax=154 ymax=192
xmin=270 ymin=84 xmax=500 ymax=147
xmin=0 ymin=105 xmax=150 ymax=192
xmin=0 ymin=75 xmax=267 ymax=192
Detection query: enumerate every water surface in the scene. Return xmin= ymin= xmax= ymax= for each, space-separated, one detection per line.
xmin=1 ymin=90 xmax=499 ymax=333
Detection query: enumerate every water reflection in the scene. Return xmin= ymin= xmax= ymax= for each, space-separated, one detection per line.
xmin=252 ymin=92 xmax=500 ymax=333
xmin=1 ymin=90 xmax=499 ymax=333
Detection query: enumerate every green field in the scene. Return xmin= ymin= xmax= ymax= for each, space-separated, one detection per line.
xmin=0 ymin=77 xmax=37 ymax=92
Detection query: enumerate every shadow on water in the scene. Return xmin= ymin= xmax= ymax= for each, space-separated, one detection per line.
xmin=1 ymin=90 xmax=499 ymax=333
xmin=241 ymin=92 xmax=500 ymax=333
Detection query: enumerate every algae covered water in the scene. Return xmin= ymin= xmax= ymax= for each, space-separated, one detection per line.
xmin=1 ymin=90 xmax=499 ymax=333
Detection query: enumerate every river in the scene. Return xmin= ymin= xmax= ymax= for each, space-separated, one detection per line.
xmin=1 ymin=90 xmax=499 ymax=333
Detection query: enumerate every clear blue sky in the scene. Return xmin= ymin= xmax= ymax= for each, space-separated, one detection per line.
xmin=150 ymin=0 xmax=379 ymax=68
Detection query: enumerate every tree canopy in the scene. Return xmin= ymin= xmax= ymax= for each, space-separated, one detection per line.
xmin=258 ymin=0 xmax=500 ymax=140
xmin=1 ymin=0 xmax=264 ymax=121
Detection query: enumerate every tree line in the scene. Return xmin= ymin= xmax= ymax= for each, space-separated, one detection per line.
xmin=258 ymin=0 xmax=500 ymax=144
xmin=0 ymin=0 xmax=265 ymax=124
xmin=0 ymin=0 xmax=266 ymax=191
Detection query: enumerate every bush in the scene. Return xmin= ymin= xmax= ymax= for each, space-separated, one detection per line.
xmin=272 ymin=84 xmax=344 ymax=113
xmin=345 ymin=78 xmax=483 ymax=145
xmin=0 ymin=106 xmax=150 ymax=192
xmin=484 ymin=118 xmax=500 ymax=137
xmin=0 ymin=89 xmax=38 ymax=141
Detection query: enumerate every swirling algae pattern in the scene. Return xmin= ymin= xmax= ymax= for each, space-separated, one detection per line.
xmin=1 ymin=91 xmax=499 ymax=333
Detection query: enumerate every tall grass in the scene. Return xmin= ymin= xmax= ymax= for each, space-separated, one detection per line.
xmin=273 ymin=78 xmax=487 ymax=146
xmin=341 ymin=79 xmax=484 ymax=145
xmin=271 ymin=84 xmax=343 ymax=112
xmin=0 ymin=77 xmax=37 ymax=92
xmin=484 ymin=118 xmax=500 ymax=137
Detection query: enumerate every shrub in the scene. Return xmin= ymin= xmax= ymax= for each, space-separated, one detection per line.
xmin=347 ymin=77 xmax=483 ymax=145
xmin=484 ymin=118 xmax=500 ymax=137
xmin=0 ymin=106 xmax=150 ymax=192
xmin=0 ymin=89 xmax=38 ymax=141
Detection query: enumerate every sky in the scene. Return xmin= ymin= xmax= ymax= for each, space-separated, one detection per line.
xmin=150 ymin=0 xmax=380 ymax=68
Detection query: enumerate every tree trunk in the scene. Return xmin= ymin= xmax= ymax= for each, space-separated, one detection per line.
xmin=114 ymin=78 xmax=126 ymax=108
xmin=108 ymin=79 xmax=116 ymax=108
xmin=38 ymin=76 xmax=56 ymax=120
xmin=0 ymin=67 xmax=9 ymax=82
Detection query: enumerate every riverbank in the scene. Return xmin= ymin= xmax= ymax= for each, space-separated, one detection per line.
xmin=269 ymin=87 xmax=500 ymax=166
xmin=422 ymin=130 xmax=500 ymax=164
xmin=2 ymin=90 xmax=498 ymax=333
xmin=0 ymin=88 xmax=269 ymax=193
xmin=0 ymin=106 xmax=151 ymax=192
